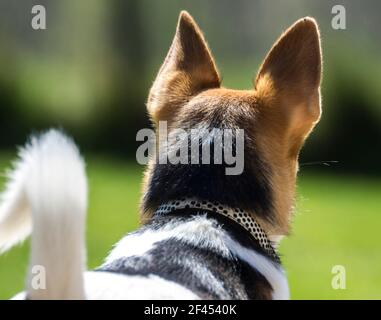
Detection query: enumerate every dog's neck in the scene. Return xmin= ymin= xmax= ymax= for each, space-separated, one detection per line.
xmin=141 ymin=136 xmax=277 ymax=219
xmin=154 ymin=198 xmax=280 ymax=263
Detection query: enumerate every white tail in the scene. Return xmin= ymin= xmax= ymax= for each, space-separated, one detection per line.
xmin=0 ymin=130 xmax=87 ymax=299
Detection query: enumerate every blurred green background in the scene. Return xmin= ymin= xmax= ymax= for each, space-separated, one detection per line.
xmin=0 ymin=0 xmax=380 ymax=299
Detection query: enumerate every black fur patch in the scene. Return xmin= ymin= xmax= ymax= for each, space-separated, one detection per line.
xmin=142 ymin=121 xmax=274 ymax=223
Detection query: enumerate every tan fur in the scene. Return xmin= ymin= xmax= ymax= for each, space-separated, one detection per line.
xmin=147 ymin=11 xmax=220 ymax=125
xmin=142 ymin=12 xmax=322 ymax=237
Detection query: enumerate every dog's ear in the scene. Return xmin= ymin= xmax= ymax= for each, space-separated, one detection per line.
xmin=147 ymin=11 xmax=220 ymax=123
xmin=254 ymin=17 xmax=322 ymax=155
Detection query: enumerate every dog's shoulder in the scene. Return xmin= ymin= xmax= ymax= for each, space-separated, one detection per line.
xmin=96 ymin=215 xmax=289 ymax=300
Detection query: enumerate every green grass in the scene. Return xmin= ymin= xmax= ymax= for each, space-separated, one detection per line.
xmin=0 ymin=153 xmax=380 ymax=299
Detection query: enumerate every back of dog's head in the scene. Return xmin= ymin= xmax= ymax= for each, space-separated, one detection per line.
xmin=142 ymin=11 xmax=322 ymax=236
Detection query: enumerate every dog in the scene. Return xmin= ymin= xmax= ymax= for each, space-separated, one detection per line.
xmin=0 ymin=11 xmax=322 ymax=300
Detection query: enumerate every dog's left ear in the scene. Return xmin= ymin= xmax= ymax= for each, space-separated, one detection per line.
xmin=255 ymin=17 xmax=322 ymax=155
xmin=147 ymin=11 xmax=220 ymax=123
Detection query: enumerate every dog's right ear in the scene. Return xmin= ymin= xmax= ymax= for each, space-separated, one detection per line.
xmin=254 ymin=17 xmax=322 ymax=157
xmin=147 ymin=11 xmax=220 ymax=124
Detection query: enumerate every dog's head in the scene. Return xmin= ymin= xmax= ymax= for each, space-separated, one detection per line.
xmin=142 ymin=11 xmax=322 ymax=237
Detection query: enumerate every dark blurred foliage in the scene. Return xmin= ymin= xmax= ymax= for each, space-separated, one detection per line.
xmin=0 ymin=0 xmax=380 ymax=174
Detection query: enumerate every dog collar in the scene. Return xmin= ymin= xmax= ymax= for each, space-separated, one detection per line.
xmin=155 ymin=198 xmax=279 ymax=262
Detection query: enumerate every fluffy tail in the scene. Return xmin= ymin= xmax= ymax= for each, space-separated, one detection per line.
xmin=0 ymin=130 xmax=87 ymax=299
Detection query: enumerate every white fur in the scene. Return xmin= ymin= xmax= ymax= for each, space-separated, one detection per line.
xmin=11 ymin=271 xmax=201 ymax=300
xmin=0 ymin=130 xmax=87 ymax=299
xmin=0 ymin=150 xmax=32 ymax=253
xmin=105 ymin=215 xmax=231 ymax=264
xmin=224 ymin=236 xmax=290 ymax=300
xmin=84 ymin=272 xmax=200 ymax=300
xmin=269 ymin=235 xmax=285 ymax=248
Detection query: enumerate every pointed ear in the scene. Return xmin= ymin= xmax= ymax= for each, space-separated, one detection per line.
xmin=147 ymin=11 xmax=220 ymax=123
xmin=255 ymin=17 xmax=322 ymax=145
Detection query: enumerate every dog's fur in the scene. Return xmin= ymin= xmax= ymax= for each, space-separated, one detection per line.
xmin=0 ymin=11 xmax=321 ymax=300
